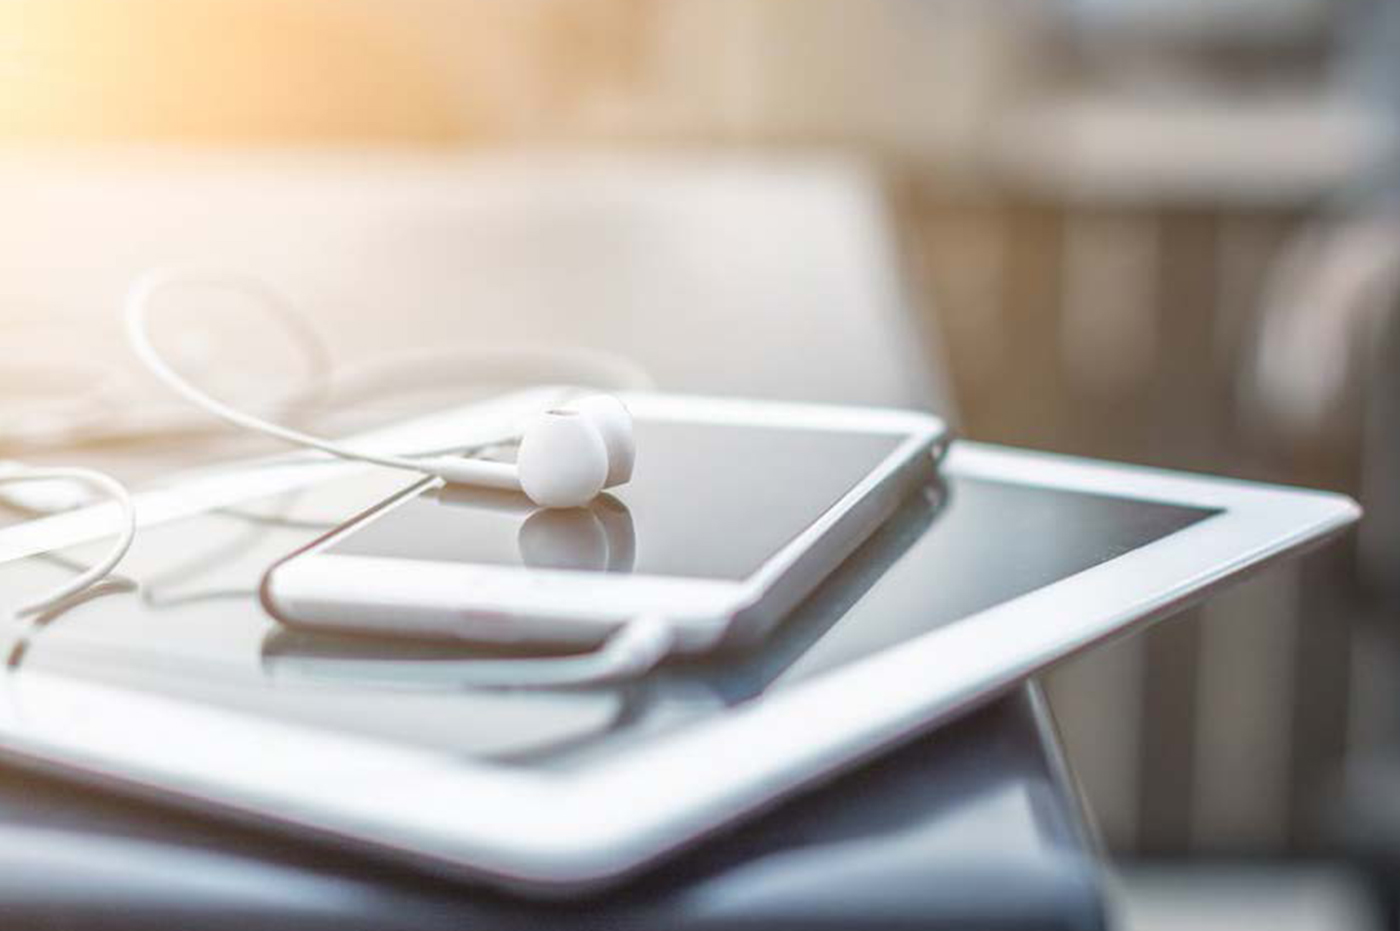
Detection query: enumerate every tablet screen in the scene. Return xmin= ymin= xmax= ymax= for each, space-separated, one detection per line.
xmin=0 ymin=443 xmax=1215 ymax=770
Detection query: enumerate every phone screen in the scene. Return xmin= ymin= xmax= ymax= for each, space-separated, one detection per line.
xmin=325 ymin=420 xmax=909 ymax=581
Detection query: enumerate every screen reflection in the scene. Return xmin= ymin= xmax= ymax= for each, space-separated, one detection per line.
xmin=433 ymin=484 xmax=636 ymax=573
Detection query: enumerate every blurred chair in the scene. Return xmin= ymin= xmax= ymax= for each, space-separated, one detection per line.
xmin=1276 ymin=190 xmax=1400 ymax=925
xmin=969 ymin=0 xmax=1400 ymax=853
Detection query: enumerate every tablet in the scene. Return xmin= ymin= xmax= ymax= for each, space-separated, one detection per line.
xmin=0 ymin=391 xmax=1359 ymax=896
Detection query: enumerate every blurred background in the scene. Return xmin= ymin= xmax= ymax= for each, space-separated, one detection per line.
xmin=2 ymin=0 xmax=1400 ymax=927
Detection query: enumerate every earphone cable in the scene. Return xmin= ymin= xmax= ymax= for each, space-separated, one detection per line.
xmin=400 ymin=613 xmax=676 ymax=688
xmin=1 ymin=463 xmax=137 ymax=618
xmin=125 ymin=269 xmax=444 ymax=477
xmin=124 ymin=268 xmax=654 ymax=482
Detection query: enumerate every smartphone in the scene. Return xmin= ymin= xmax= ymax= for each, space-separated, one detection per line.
xmin=260 ymin=394 xmax=948 ymax=655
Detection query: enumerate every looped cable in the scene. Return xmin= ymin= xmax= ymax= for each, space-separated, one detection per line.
xmin=0 ymin=463 xmax=137 ymax=618
xmin=453 ymin=613 xmax=677 ymax=686
xmin=128 ymin=270 xmax=540 ymax=479
xmin=264 ymin=614 xmax=677 ymax=690
xmin=125 ymin=268 xmax=655 ymax=473
xmin=417 ymin=614 xmax=676 ymax=689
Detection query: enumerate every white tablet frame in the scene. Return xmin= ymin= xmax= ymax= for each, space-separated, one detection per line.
xmin=0 ymin=392 xmax=1360 ymax=896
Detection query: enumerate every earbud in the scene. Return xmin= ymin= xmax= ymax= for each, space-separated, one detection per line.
xmin=571 ymin=394 xmax=636 ymax=486
xmin=413 ymin=395 xmax=633 ymax=508
xmin=520 ymin=396 xmax=634 ymax=504
xmin=516 ymin=409 xmax=610 ymax=507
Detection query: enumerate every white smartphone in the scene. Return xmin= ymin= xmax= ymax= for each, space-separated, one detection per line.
xmin=260 ymin=394 xmax=949 ymax=655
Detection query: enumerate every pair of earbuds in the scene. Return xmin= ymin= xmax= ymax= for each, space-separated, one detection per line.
xmin=125 ymin=270 xmax=639 ymax=509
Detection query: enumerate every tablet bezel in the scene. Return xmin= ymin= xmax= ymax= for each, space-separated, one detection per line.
xmin=0 ymin=392 xmax=1360 ymax=896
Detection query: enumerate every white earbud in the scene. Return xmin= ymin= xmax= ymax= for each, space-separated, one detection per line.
xmin=516 ymin=409 xmax=610 ymax=507
xmin=422 ymin=398 xmax=632 ymax=507
xmin=571 ymin=394 xmax=636 ymax=486
xmin=124 ymin=269 xmax=638 ymax=509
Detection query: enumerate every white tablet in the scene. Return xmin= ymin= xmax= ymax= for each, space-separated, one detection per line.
xmin=0 ymin=391 xmax=1359 ymax=896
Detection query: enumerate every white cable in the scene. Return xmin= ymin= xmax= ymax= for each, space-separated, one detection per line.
xmin=9 ymin=271 xmax=651 ymax=461
xmin=3 ymin=279 xmax=334 ymax=455
xmin=445 ymin=614 xmax=675 ymax=688
xmin=124 ymin=269 xmax=429 ymax=470
xmin=270 ymin=614 xmax=676 ymax=690
xmin=124 ymin=268 xmax=640 ymax=485
xmin=0 ymin=463 xmax=137 ymax=618
xmin=0 ymin=342 xmax=651 ymax=457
